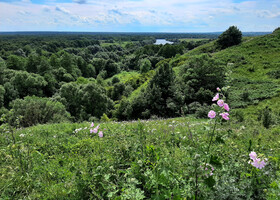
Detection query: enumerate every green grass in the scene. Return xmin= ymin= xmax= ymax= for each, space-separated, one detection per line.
xmin=1 ymin=117 xmax=280 ymax=199
xmin=106 ymin=71 xmax=140 ymax=84
xmin=169 ymin=30 xmax=280 ymax=112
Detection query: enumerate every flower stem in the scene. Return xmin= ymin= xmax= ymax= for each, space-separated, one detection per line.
xmin=206 ymin=118 xmax=218 ymax=155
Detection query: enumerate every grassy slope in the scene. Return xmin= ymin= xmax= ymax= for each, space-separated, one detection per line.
xmin=112 ymin=30 xmax=280 ymax=115
xmin=1 ymin=116 xmax=280 ymax=199
xmin=171 ymin=29 xmax=280 ymax=117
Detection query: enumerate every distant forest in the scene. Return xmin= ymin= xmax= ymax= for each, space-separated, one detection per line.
xmin=0 ymin=31 xmax=269 ymax=127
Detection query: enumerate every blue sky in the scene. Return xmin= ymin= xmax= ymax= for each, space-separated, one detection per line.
xmin=0 ymin=0 xmax=279 ymax=32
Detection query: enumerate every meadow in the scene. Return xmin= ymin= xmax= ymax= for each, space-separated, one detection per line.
xmin=1 ymin=28 xmax=280 ymax=199
xmin=1 ymin=100 xmax=280 ymax=199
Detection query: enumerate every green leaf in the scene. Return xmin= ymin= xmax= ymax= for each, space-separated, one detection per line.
xmin=215 ymin=136 xmax=225 ymax=144
xmin=210 ymin=155 xmax=222 ymax=168
xmin=270 ymin=181 xmax=278 ymax=189
xmin=248 ymin=139 xmax=252 ymax=152
xmin=204 ymin=176 xmax=216 ymax=188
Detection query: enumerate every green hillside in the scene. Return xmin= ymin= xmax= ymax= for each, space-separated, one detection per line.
xmin=1 ymin=30 xmax=280 ymax=199
xmin=167 ymin=28 xmax=280 ymax=118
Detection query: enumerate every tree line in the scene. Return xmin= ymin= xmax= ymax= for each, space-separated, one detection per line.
xmin=0 ymin=27 xmax=242 ymax=127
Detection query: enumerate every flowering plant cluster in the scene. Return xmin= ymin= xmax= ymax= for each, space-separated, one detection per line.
xmin=208 ymin=87 xmax=230 ymax=120
xmin=249 ymin=151 xmax=267 ymax=169
xmin=200 ymin=163 xmax=215 ymax=178
xmin=74 ymin=127 xmax=87 ymax=134
xmin=90 ymin=122 xmax=103 ymax=138
xmin=73 ymin=122 xmax=104 ymax=138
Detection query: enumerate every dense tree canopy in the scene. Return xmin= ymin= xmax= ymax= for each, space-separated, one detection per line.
xmin=217 ymin=26 xmax=242 ymax=49
xmin=0 ymin=33 xmax=221 ymax=125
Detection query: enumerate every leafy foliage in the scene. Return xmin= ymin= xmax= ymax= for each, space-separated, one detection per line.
xmin=177 ymin=54 xmax=225 ymax=105
xmin=7 ymin=96 xmax=70 ymax=127
xmin=59 ymin=82 xmax=113 ymax=121
xmin=217 ymin=26 xmax=242 ymax=49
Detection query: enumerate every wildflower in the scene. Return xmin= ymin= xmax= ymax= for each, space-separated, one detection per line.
xmin=98 ymin=131 xmax=103 ymax=138
xmin=224 ymin=103 xmax=230 ymax=111
xmin=90 ymin=129 xmax=94 ymax=134
xmin=91 ymin=122 xmax=94 ymax=127
xmin=220 ymin=112 xmax=230 ymax=120
xmin=212 ymin=93 xmax=219 ymax=101
xmin=217 ymin=87 xmax=221 ymax=91
xmin=249 ymin=151 xmax=257 ymax=160
xmin=204 ymin=163 xmax=214 ymax=177
xmin=19 ymin=134 xmax=25 ymax=137
xmin=251 ymin=158 xmax=267 ymax=169
xmin=93 ymin=127 xmax=98 ymax=133
xmin=217 ymin=99 xmax=224 ymax=107
xmin=208 ymin=110 xmax=216 ymax=119
xmin=248 ymin=151 xmax=267 ymax=169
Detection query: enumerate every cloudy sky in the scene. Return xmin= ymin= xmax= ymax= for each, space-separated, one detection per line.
xmin=0 ymin=0 xmax=279 ymax=32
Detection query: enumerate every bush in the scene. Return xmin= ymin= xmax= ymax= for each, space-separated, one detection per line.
xmin=100 ymin=113 xmax=110 ymax=122
xmin=194 ymin=103 xmax=211 ymax=118
xmin=217 ymin=26 xmax=242 ymax=49
xmin=188 ymin=102 xmax=201 ymax=114
xmin=8 ymin=96 xmax=70 ymax=127
xmin=231 ymin=110 xmax=244 ymax=122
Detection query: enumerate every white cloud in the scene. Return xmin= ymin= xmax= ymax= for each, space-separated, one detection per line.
xmin=42 ymin=6 xmax=51 ymax=12
xmin=18 ymin=10 xmax=30 ymax=15
xmin=0 ymin=0 xmax=279 ymax=32
xmin=55 ymin=6 xmax=70 ymax=14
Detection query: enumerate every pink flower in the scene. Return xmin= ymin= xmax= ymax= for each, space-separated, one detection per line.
xmin=208 ymin=110 xmax=216 ymax=119
xmin=217 ymin=99 xmax=224 ymax=107
xmin=90 ymin=129 xmax=94 ymax=134
xmin=92 ymin=124 xmax=100 ymax=133
xmin=98 ymin=131 xmax=103 ymax=138
xmin=220 ymin=112 xmax=230 ymax=120
xmin=249 ymin=151 xmax=267 ymax=169
xmin=251 ymin=158 xmax=266 ymax=169
xmin=93 ymin=128 xmax=98 ymax=133
xmin=217 ymin=87 xmax=221 ymax=91
xmin=249 ymin=151 xmax=257 ymax=160
xmin=212 ymin=93 xmax=219 ymax=101
xmin=91 ymin=122 xmax=94 ymax=127
xmin=223 ymin=103 xmax=230 ymax=111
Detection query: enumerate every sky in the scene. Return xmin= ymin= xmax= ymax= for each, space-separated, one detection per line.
xmin=0 ymin=0 xmax=279 ymax=32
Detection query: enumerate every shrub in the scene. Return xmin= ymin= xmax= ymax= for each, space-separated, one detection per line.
xmin=8 ymin=96 xmax=70 ymax=127
xmin=188 ymin=102 xmax=201 ymax=114
xmin=217 ymin=26 xmax=242 ymax=49
xmin=100 ymin=113 xmax=110 ymax=122
xmin=194 ymin=103 xmax=211 ymax=118
xmin=262 ymin=106 xmax=273 ymax=129
xmin=231 ymin=110 xmax=244 ymax=122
